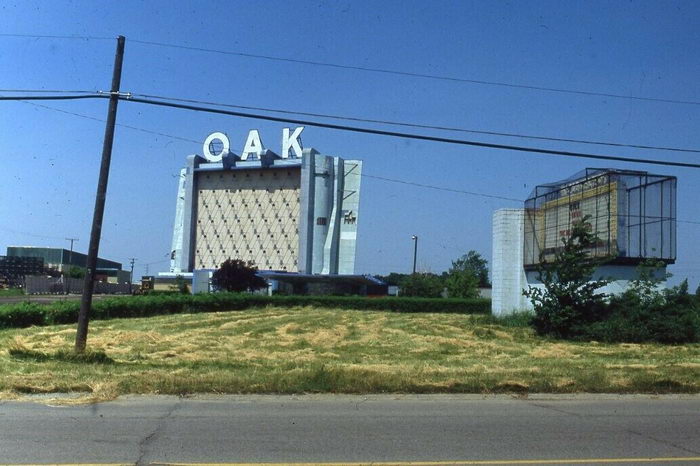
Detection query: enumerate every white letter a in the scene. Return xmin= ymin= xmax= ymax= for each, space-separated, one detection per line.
xmin=241 ymin=130 xmax=264 ymax=160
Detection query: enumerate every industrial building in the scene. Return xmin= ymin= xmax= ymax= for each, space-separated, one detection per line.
xmin=492 ymin=168 xmax=677 ymax=315
xmin=169 ymin=127 xmax=363 ymax=277
xmin=5 ymin=246 xmax=129 ymax=284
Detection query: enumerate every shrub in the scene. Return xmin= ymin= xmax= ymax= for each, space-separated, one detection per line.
xmin=399 ymin=273 xmax=444 ymax=298
xmin=524 ymin=217 xmax=610 ymax=339
xmin=0 ymin=302 xmax=46 ymax=328
xmin=0 ymin=294 xmax=491 ymax=329
xmin=582 ymin=279 xmax=700 ymax=344
xmin=211 ymin=259 xmax=267 ymax=292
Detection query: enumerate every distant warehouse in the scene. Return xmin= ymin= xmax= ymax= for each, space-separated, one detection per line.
xmin=5 ymin=246 xmax=129 ymax=284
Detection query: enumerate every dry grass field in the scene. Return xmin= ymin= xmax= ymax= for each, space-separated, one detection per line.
xmin=1 ymin=306 xmax=698 ymax=402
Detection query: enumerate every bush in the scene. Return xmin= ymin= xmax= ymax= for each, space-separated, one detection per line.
xmin=582 ymin=280 xmax=700 ymax=344
xmin=0 ymin=302 xmax=46 ymax=328
xmin=211 ymin=259 xmax=267 ymax=292
xmin=524 ymin=217 xmax=610 ymax=339
xmin=0 ymin=294 xmax=491 ymax=329
xmin=399 ymin=273 xmax=444 ymax=298
xmin=523 ymin=215 xmax=699 ymax=344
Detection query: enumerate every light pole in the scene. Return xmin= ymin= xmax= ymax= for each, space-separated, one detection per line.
xmin=128 ymin=258 xmax=136 ymax=294
xmin=411 ymin=235 xmax=418 ymax=274
xmin=65 ymin=237 xmax=79 ymax=272
xmin=65 ymin=237 xmax=78 ymax=294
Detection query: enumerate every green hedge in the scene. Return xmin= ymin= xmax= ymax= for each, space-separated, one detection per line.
xmin=0 ymin=294 xmax=490 ymax=329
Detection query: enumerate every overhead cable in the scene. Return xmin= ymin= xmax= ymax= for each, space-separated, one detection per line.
xmin=0 ymin=94 xmax=106 ymax=102
xmin=0 ymin=33 xmax=113 ymax=40
xmin=132 ymin=93 xmax=700 ymax=154
xmin=360 ymin=174 xmax=521 ymax=202
xmin=8 ymin=92 xmax=700 ymax=224
xmin=0 ymin=89 xmax=100 ymax=94
xmin=129 ymin=39 xmax=700 ymax=107
xmin=121 ymin=95 xmax=700 ymax=169
xmin=11 ymin=98 xmax=200 ymax=144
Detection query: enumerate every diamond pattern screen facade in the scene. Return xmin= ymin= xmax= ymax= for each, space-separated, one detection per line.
xmin=195 ymin=168 xmax=301 ymax=271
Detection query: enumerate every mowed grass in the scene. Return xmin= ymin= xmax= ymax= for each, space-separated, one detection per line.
xmin=1 ymin=306 xmax=698 ymax=401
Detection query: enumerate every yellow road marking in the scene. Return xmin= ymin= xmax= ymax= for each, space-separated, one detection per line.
xmin=5 ymin=460 xmax=700 ymax=466
xmin=0 ymin=464 xmax=133 ymax=466
xmin=150 ymin=458 xmax=700 ymax=466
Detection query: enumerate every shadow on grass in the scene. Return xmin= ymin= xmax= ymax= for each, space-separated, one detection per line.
xmin=9 ymin=346 xmax=114 ymax=364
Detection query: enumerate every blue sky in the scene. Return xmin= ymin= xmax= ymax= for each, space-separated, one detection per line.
xmin=1 ymin=0 xmax=699 ymax=284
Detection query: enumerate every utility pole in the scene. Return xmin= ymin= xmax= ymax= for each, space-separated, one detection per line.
xmin=75 ymin=35 xmax=126 ymax=353
xmin=411 ymin=235 xmax=418 ymax=274
xmin=128 ymin=258 xmax=136 ymax=294
xmin=65 ymin=237 xmax=79 ymax=295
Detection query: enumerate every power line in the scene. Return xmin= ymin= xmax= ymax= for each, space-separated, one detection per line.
xmin=360 ymin=174 xmax=521 ymax=202
xmin=121 ymin=95 xmax=700 ymax=169
xmin=3 ymin=95 xmax=201 ymax=143
xmin=0 ymin=94 xmax=106 ymax=102
xmin=0 ymin=33 xmax=113 ymax=41
xmin=0 ymin=89 xmax=100 ymax=94
xmin=7 ymin=89 xmax=700 ymax=153
xmin=9 ymin=91 xmax=700 ymax=225
xmin=131 ymin=93 xmax=700 ymax=154
xmin=7 ymin=92 xmax=694 ymax=167
xmin=129 ymin=39 xmax=700 ymax=107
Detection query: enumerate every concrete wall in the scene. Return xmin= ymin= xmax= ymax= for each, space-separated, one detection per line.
xmin=525 ymin=264 xmax=667 ymax=297
xmin=24 ymin=276 xmax=131 ymax=295
xmin=338 ymin=160 xmax=362 ymax=274
xmin=492 ymin=209 xmax=529 ymax=316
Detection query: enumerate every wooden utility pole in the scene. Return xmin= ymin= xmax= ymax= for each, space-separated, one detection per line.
xmin=75 ymin=35 xmax=125 ymax=352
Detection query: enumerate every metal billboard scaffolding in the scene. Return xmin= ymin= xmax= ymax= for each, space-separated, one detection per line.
xmin=524 ymin=168 xmax=676 ymax=268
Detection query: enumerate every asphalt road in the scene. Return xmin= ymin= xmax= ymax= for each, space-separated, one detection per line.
xmin=1 ymin=394 xmax=699 ymax=465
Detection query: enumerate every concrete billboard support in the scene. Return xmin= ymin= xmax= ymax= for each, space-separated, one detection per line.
xmin=492 ymin=209 xmax=530 ymax=316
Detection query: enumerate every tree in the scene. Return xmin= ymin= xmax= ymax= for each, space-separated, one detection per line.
xmin=524 ymin=217 xmax=610 ymax=338
xmin=450 ymin=251 xmax=490 ymax=287
xmin=376 ymin=272 xmax=409 ymax=286
xmin=446 ymin=268 xmax=479 ymax=299
xmin=68 ymin=266 xmax=85 ymax=279
xmin=399 ymin=273 xmax=444 ymax=298
xmin=173 ymin=274 xmax=189 ymax=294
xmin=211 ymin=259 xmax=268 ymax=293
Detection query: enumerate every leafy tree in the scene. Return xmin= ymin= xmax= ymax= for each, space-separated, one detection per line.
xmin=524 ymin=217 xmax=610 ymax=338
xmin=695 ymin=282 xmax=700 ymax=297
xmin=173 ymin=274 xmax=190 ymax=294
xmin=451 ymin=251 xmax=490 ymax=287
xmin=376 ymin=272 xmax=409 ymax=286
xmin=399 ymin=273 xmax=444 ymax=298
xmin=445 ymin=266 xmax=479 ymax=299
xmin=68 ymin=267 xmax=85 ymax=279
xmin=211 ymin=259 xmax=268 ymax=293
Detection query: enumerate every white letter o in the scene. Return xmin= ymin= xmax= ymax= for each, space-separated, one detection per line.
xmin=203 ymin=132 xmax=230 ymax=162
